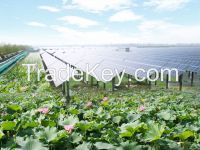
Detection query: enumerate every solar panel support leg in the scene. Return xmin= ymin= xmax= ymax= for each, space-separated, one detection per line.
xmin=85 ymin=74 xmax=89 ymax=84
xmin=96 ymin=81 xmax=99 ymax=88
xmin=91 ymin=76 xmax=93 ymax=86
xmin=149 ymin=81 xmax=151 ymax=89
xmin=191 ymin=72 xmax=194 ymax=86
xmin=82 ymin=73 xmax=85 ymax=83
xmin=62 ymin=82 xmax=65 ymax=95
xmin=179 ymin=74 xmax=183 ymax=91
xmin=112 ymin=77 xmax=115 ymax=92
xmin=166 ymin=74 xmax=169 ymax=89
xmin=188 ymin=71 xmax=191 ymax=78
xmin=159 ymin=72 xmax=161 ymax=79
xmin=149 ymin=75 xmax=152 ymax=89
xmin=65 ymin=81 xmax=70 ymax=103
xmin=155 ymin=72 xmax=157 ymax=86
xmin=103 ymin=83 xmax=106 ymax=90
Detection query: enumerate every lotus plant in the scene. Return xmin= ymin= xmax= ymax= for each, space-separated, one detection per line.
xmin=86 ymin=101 xmax=93 ymax=108
xmin=103 ymin=96 xmax=108 ymax=102
xmin=37 ymin=107 xmax=49 ymax=114
xmin=139 ymin=105 xmax=145 ymax=112
xmin=64 ymin=125 xmax=74 ymax=133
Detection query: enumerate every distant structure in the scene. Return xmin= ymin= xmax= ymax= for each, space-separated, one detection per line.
xmin=125 ymin=47 xmax=130 ymax=52
xmin=116 ymin=47 xmax=130 ymax=52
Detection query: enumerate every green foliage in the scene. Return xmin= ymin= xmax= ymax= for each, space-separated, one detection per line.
xmin=112 ymin=116 xmax=122 ymax=124
xmin=76 ymin=142 xmax=91 ymax=150
xmin=120 ymin=121 xmax=147 ymax=138
xmin=71 ymin=132 xmax=83 ymax=144
xmin=58 ymin=115 xmax=79 ymax=126
xmin=94 ymin=142 xmax=115 ymax=149
xmin=36 ymin=127 xmax=58 ymax=142
xmin=0 ymin=44 xmax=28 ymax=56
xmin=0 ymin=55 xmax=200 ymax=149
xmin=16 ymin=137 xmax=48 ymax=150
xmin=174 ymin=130 xmax=194 ymax=140
xmin=116 ymin=142 xmax=141 ymax=150
xmin=144 ymin=122 xmax=165 ymax=142
xmin=1 ymin=121 xmax=16 ymax=130
xmin=157 ymin=110 xmax=176 ymax=121
xmin=0 ymin=130 xmax=4 ymax=139
xmin=7 ymin=104 xmax=22 ymax=112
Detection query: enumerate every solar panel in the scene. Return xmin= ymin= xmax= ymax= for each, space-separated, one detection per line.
xmin=40 ymin=51 xmax=74 ymax=87
xmin=41 ymin=52 xmax=58 ymax=66
xmin=46 ymin=50 xmax=56 ymax=54
xmin=39 ymin=50 xmax=45 ymax=55
xmin=39 ymin=46 xmax=200 ymax=87
xmin=92 ymin=60 xmax=124 ymax=82
xmin=46 ymin=61 xmax=73 ymax=87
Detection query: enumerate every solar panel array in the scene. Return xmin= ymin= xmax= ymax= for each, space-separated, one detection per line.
xmin=39 ymin=46 xmax=200 ymax=87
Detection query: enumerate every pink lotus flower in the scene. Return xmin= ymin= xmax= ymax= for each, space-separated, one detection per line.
xmin=86 ymin=101 xmax=93 ymax=108
xmin=102 ymin=97 xmax=108 ymax=102
xmin=37 ymin=107 xmax=49 ymax=114
xmin=64 ymin=125 xmax=74 ymax=133
xmin=139 ymin=105 xmax=145 ymax=112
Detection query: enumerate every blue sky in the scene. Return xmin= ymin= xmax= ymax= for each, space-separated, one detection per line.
xmin=0 ymin=0 xmax=200 ymax=45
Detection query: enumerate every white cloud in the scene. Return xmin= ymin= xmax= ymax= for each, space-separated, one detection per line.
xmin=62 ymin=0 xmax=68 ymax=5
xmin=109 ymin=10 xmax=142 ymax=22
xmin=138 ymin=20 xmax=180 ymax=32
xmin=136 ymin=20 xmax=200 ymax=43
xmin=58 ymin=16 xmax=99 ymax=28
xmin=51 ymin=25 xmax=134 ymax=44
xmin=49 ymin=21 xmax=200 ymax=45
xmin=2 ymin=23 xmax=200 ymax=45
xmin=38 ymin=5 xmax=60 ymax=12
xmin=26 ymin=21 xmax=47 ymax=27
xmin=144 ymin=0 xmax=189 ymax=11
xmin=49 ymin=23 xmax=200 ymax=44
xmin=64 ymin=0 xmax=133 ymax=13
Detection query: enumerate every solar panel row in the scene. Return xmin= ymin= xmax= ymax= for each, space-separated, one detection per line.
xmin=39 ymin=46 xmax=200 ymax=87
